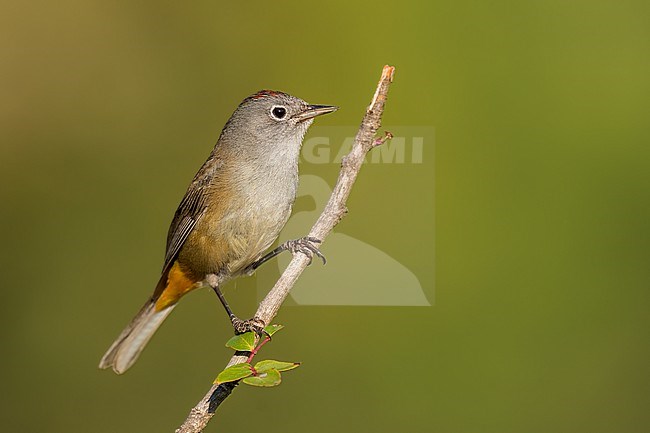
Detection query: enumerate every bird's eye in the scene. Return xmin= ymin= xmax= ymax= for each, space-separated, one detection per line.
xmin=271 ymin=106 xmax=287 ymax=120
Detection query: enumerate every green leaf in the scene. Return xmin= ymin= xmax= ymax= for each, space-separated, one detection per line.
xmin=254 ymin=359 xmax=300 ymax=373
xmin=214 ymin=363 xmax=253 ymax=384
xmin=242 ymin=369 xmax=281 ymax=387
xmin=225 ymin=332 xmax=256 ymax=351
xmin=263 ymin=324 xmax=284 ymax=337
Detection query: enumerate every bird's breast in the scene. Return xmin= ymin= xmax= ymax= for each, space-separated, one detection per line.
xmin=180 ymin=158 xmax=298 ymax=278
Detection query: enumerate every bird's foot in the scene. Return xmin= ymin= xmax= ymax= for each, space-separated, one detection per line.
xmin=231 ymin=315 xmax=266 ymax=335
xmin=285 ymin=236 xmax=327 ymax=265
xmin=242 ymin=236 xmax=327 ymax=276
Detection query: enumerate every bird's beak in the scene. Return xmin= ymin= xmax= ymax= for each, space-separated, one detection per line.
xmin=294 ymin=104 xmax=339 ymax=122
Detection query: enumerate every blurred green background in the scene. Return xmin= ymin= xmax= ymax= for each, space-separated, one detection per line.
xmin=1 ymin=0 xmax=649 ymax=432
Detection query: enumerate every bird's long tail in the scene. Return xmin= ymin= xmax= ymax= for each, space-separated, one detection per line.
xmin=99 ymin=300 xmax=175 ymax=374
xmin=99 ymin=261 xmax=198 ymax=374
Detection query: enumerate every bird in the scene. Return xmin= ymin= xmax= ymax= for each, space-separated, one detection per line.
xmin=99 ymin=90 xmax=337 ymax=374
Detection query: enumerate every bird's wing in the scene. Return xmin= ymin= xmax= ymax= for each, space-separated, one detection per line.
xmin=162 ymin=157 xmax=221 ymax=273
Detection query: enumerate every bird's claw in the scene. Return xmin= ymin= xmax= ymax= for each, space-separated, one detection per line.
xmin=286 ymin=236 xmax=326 ymax=265
xmin=231 ymin=316 xmax=266 ymax=336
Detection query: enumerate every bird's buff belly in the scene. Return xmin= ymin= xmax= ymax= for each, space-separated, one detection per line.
xmin=177 ymin=206 xmax=290 ymax=280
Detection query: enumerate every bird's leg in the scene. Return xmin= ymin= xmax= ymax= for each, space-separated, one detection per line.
xmin=206 ymin=274 xmax=266 ymax=335
xmin=242 ymin=236 xmax=327 ymax=276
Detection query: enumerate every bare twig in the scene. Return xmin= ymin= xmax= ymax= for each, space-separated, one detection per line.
xmin=176 ymin=65 xmax=396 ymax=433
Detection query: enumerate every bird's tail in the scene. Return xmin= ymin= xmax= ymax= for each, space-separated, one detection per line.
xmin=99 ymin=261 xmax=198 ymax=374
xmin=99 ymin=300 xmax=175 ymax=374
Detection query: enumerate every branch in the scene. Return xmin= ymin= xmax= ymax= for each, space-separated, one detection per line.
xmin=176 ymin=65 xmax=396 ymax=433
